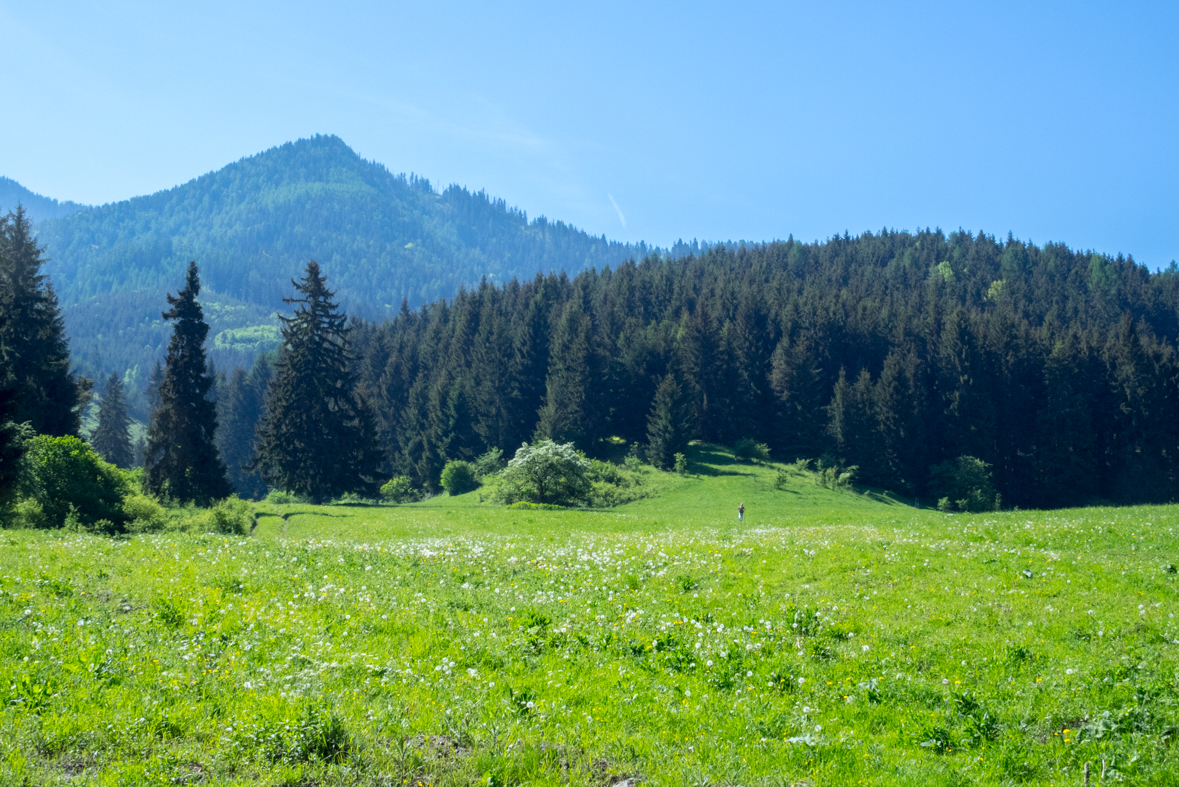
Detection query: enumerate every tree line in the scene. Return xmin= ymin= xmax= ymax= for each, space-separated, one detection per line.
xmin=8 ymin=194 xmax=1179 ymax=513
xmin=317 ymin=229 xmax=1178 ymax=509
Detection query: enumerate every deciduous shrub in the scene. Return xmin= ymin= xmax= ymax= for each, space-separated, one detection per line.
xmin=379 ymin=476 xmax=415 ymax=504
xmin=440 ymin=460 xmax=479 ymax=496
xmin=17 ymin=435 xmax=129 ymax=531
xmin=929 ymin=456 xmax=1000 ymax=512
xmin=123 ymin=492 xmax=168 ymax=532
xmin=206 ymin=496 xmax=252 ymax=535
xmin=733 ymin=437 xmax=771 ymax=463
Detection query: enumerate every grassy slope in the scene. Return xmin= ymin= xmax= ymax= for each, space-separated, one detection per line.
xmin=2 ymin=445 xmax=1178 ymax=786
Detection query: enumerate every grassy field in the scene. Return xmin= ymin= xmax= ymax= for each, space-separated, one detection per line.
xmin=2 ymin=445 xmax=1178 ymax=786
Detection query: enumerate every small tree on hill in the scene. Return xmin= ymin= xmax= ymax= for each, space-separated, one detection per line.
xmin=255 ymin=261 xmax=383 ymax=503
xmin=91 ymin=373 xmax=134 ymax=469
xmin=144 ymin=262 xmax=231 ymax=505
xmin=497 ymin=440 xmax=589 ymax=506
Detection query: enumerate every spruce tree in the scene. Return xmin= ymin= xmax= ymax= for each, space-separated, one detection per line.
xmin=143 ymin=262 xmax=231 ymax=504
xmin=255 ymin=261 xmax=383 ymax=502
xmin=535 ymin=299 xmax=595 ymax=445
xmin=216 ymin=358 xmax=272 ymax=500
xmin=0 ymin=206 xmax=90 ymax=436
xmin=91 ymin=372 xmax=134 ymax=469
xmin=645 ymin=373 xmax=692 ymax=469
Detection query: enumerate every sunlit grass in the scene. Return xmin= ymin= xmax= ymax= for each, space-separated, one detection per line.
xmin=2 ymin=445 xmax=1177 ymax=785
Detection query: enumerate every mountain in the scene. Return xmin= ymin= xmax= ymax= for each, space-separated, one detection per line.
xmin=0 ymin=177 xmax=89 ymax=222
xmin=21 ymin=135 xmax=656 ymax=390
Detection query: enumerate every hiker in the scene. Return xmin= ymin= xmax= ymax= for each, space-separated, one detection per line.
xmin=738 ymin=503 xmax=744 ymax=522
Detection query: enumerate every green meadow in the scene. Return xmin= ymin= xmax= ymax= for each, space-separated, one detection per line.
xmin=2 ymin=445 xmax=1177 ymax=786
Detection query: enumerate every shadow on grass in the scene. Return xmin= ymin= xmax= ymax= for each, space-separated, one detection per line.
xmin=688 ymin=445 xmax=759 ymax=477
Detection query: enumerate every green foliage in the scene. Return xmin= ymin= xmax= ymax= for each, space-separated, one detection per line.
xmin=733 ymin=437 xmax=770 ymax=463
xmin=673 ymin=452 xmax=688 ymax=476
xmin=815 ymin=458 xmax=857 ymax=492
xmin=493 ymin=440 xmax=589 ymax=506
xmin=216 ymin=357 xmax=272 ymax=500
xmin=90 ymin=372 xmax=134 ymax=469
xmin=929 ymin=455 xmax=999 ymax=513
xmin=473 ymin=448 xmax=505 ymax=479
xmin=122 ymin=491 xmax=167 ymax=532
xmin=143 ymin=262 xmax=231 ymax=505
xmin=205 ymin=495 xmax=253 ymax=536
xmin=17 ymin=435 xmax=129 ymax=531
xmin=254 ymin=261 xmax=383 ymax=503
xmin=584 ymin=458 xmax=648 ymax=507
xmin=0 ymin=207 xmax=90 ymax=437
xmin=440 ymin=460 xmax=479 ymax=496
xmin=379 ymin=476 xmax=415 ymax=504
xmin=646 ymin=373 xmax=692 ymax=469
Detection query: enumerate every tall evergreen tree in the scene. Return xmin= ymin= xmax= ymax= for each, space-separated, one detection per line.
xmin=535 ymin=299 xmax=595 ymax=445
xmin=91 ymin=372 xmax=134 ymax=469
xmin=143 ymin=262 xmax=231 ymax=504
xmin=216 ymin=357 xmax=272 ymax=500
xmin=255 ymin=261 xmax=383 ymax=502
xmin=768 ymin=335 xmax=827 ymax=458
xmin=645 ymin=373 xmax=692 ymax=469
xmin=0 ymin=206 xmax=90 ymax=436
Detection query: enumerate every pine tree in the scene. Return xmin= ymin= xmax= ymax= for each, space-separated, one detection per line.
xmin=216 ymin=358 xmax=272 ymax=500
xmin=143 ymin=262 xmax=231 ymax=504
xmin=1035 ymin=333 xmax=1097 ymax=506
xmin=768 ymin=335 xmax=827 ymax=458
xmin=255 ymin=261 xmax=383 ymax=502
xmin=645 ymin=373 xmax=692 ymax=469
xmin=535 ymin=299 xmax=595 ymax=446
xmin=0 ymin=206 xmax=90 ymax=436
xmin=91 ymin=372 xmax=134 ymax=469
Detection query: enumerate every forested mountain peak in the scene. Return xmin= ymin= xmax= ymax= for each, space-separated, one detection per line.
xmin=0 ymin=177 xmax=89 ymax=223
xmin=32 ymin=134 xmax=654 ymax=383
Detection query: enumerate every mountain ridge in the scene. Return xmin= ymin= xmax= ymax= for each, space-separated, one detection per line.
xmin=0 ymin=176 xmax=90 ymax=223
xmin=15 ymin=135 xmax=658 ymax=386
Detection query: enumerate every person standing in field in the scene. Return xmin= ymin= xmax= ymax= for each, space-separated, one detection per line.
xmin=738 ymin=503 xmax=744 ymax=522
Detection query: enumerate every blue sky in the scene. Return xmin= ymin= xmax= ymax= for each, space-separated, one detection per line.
xmin=2 ymin=1 xmax=1176 ymax=265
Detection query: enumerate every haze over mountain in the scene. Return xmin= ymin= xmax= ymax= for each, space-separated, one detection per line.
xmin=15 ymin=135 xmax=661 ymax=386
xmin=0 ymin=177 xmax=89 ymax=223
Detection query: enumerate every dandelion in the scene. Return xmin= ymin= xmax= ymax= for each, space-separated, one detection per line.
xmin=862 ymin=645 xmax=869 ymax=652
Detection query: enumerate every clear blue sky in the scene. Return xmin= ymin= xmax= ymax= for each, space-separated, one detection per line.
xmin=2 ymin=1 xmax=1176 ymax=266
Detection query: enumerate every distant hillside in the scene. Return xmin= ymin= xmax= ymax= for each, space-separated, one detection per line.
xmin=24 ymin=135 xmax=656 ymax=383
xmin=0 ymin=177 xmax=89 ymax=222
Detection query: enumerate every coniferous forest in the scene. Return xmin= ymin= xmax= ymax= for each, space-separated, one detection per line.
xmin=6 ymin=184 xmax=1179 ymax=513
xmin=325 ymin=230 xmax=1179 ymax=509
